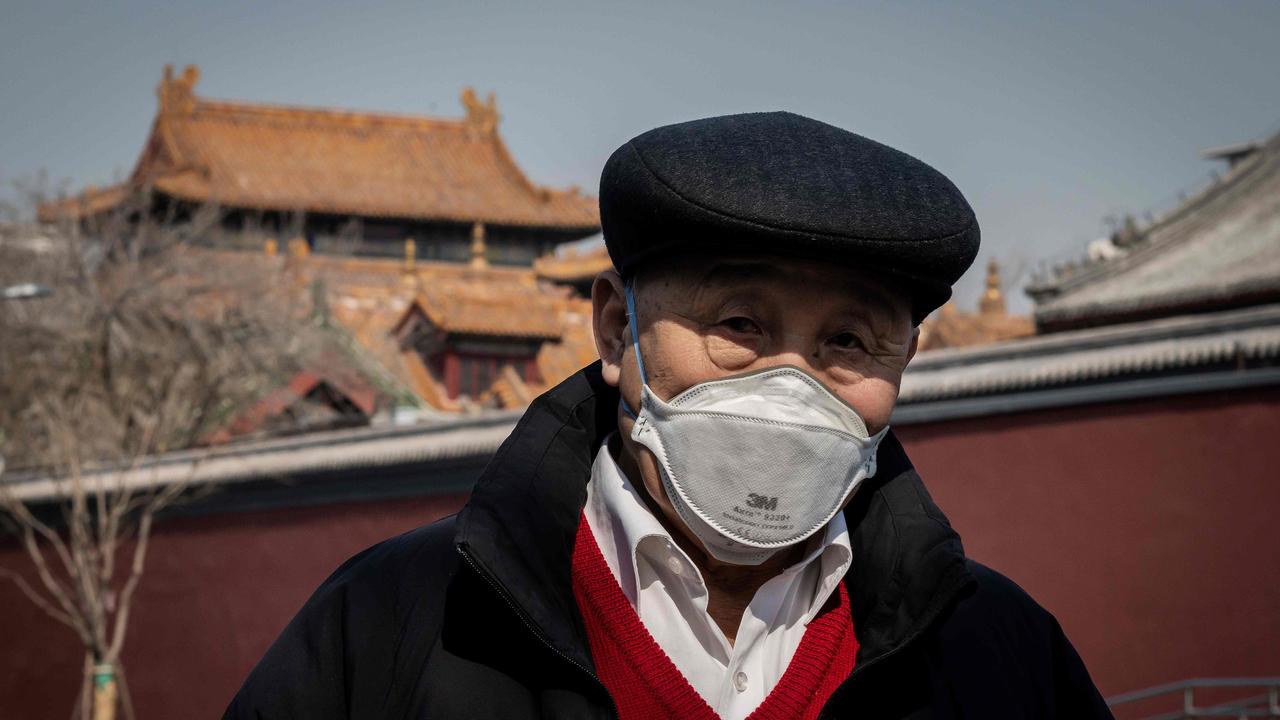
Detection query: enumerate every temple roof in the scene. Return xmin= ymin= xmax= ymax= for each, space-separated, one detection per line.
xmin=37 ymin=183 xmax=131 ymax=222
xmin=899 ymin=302 xmax=1280 ymax=415
xmin=534 ymin=239 xmax=613 ymax=283
xmin=294 ymin=250 xmax=597 ymax=412
xmin=1027 ymin=126 xmax=1280 ymax=332
xmin=201 ymin=367 xmax=379 ymax=444
xmin=400 ymin=278 xmax=565 ymax=340
xmin=42 ymin=65 xmax=599 ymax=230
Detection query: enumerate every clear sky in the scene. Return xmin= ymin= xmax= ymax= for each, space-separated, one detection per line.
xmin=2 ymin=0 xmax=1278 ymax=312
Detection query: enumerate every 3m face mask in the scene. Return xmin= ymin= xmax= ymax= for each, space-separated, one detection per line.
xmin=620 ymin=281 xmax=889 ymax=566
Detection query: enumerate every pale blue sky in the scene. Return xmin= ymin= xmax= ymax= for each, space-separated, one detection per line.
xmin=3 ymin=1 xmax=1278 ymax=312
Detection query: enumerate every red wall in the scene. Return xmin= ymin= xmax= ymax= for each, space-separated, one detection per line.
xmin=896 ymin=386 xmax=1280 ymax=705
xmin=1 ymin=387 xmax=1276 ymax=717
xmin=0 ymin=493 xmax=467 ymax=719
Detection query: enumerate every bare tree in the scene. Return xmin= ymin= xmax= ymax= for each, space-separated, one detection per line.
xmin=0 ymin=424 xmax=199 ymax=720
xmin=0 ymin=186 xmax=331 ymax=719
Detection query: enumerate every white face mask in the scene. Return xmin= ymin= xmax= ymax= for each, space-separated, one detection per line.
xmin=621 ymin=282 xmax=889 ymax=566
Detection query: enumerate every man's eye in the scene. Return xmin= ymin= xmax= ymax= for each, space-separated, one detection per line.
xmin=719 ymin=316 xmax=762 ymax=335
xmin=830 ymin=332 xmax=865 ymax=351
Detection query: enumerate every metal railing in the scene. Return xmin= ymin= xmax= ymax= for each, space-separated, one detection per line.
xmin=1108 ymin=678 xmax=1280 ymax=719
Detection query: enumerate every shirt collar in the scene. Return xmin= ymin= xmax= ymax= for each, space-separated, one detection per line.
xmin=585 ymin=437 xmax=680 ymax=602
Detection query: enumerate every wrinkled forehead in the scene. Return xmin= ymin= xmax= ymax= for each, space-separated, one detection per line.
xmin=636 ymin=251 xmax=913 ymax=324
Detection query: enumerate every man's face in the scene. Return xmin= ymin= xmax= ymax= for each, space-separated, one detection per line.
xmin=592 ymin=253 xmax=919 ymax=561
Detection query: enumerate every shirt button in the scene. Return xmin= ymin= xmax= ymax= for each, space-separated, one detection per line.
xmin=733 ymin=671 xmax=748 ymax=693
xmin=665 ymin=556 xmax=683 ymax=575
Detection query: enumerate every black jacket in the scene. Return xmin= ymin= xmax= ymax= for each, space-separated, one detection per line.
xmin=226 ymin=364 xmax=1114 ymax=719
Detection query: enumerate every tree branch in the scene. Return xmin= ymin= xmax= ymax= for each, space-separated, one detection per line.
xmin=0 ymin=567 xmax=83 ymax=634
xmin=4 ymin=521 xmax=92 ymax=646
xmin=104 ymin=510 xmax=149 ymax=664
xmin=0 ymin=484 xmax=80 ymax=596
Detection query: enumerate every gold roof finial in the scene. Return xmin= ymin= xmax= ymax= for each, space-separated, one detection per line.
xmin=460 ymin=87 xmax=500 ymax=135
xmin=979 ymin=258 xmax=1006 ymax=316
xmin=469 ymin=222 xmax=489 ymax=269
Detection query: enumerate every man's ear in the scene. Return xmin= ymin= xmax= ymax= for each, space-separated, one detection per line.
xmin=591 ymin=269 xmax=628 ymax=388
xmin=905 ymin=326 xmax=921 ymax=366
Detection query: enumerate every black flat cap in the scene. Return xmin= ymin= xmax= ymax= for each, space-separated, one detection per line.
xmin=599 ymin=111 xmax=980 ymax=324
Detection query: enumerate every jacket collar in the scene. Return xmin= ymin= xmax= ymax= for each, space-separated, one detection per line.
xmin=454 ymin=362 xmax=973 ymax=671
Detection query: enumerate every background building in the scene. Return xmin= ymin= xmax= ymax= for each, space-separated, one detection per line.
xmin=40 ymin=66 xmax=603 ymax=422
xmin=893 ymin=127 xmax=1280 ymax=714
xmin=40 ymin=65 xmax=599 ymax=263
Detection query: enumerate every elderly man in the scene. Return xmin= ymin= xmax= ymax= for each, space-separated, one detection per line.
xmin=227 ymin=113 xmax=1113 ymax=719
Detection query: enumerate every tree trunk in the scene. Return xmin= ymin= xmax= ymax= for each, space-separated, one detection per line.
xmin=92 ymin=664 xmax=117 ymax=720
xmin=78 ymin=653 xmax=93 ymax=720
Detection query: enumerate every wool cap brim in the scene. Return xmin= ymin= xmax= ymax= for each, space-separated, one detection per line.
xmin=599 ymin=112 xmax=980 ymax=325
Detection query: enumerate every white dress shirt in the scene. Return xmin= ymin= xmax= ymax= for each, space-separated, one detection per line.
xmin=583 ymin=439 xmax=853 ymax=720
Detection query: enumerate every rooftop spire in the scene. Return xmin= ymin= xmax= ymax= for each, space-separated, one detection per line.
xmin=979 ymin=258 xmax=1006 ymax=316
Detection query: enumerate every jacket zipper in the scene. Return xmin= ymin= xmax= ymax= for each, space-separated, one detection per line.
xmin=456 ymin=544 xmax=619 ymax=720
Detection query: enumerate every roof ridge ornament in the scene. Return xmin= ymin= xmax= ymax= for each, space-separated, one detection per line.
xmin=1111 ymin=214 xmax=1142 ymax=249
xmin=460 ymin=87 xmax=499 ymax=135
xmin=158 ymin=64 xmax=200 ymax=117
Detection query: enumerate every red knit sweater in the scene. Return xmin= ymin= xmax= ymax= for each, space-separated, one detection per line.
xmin=571 ymin=514 xmax=858 ymax=720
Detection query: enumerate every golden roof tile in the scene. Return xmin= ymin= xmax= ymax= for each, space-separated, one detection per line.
xmin=534 ymin=243 xmax=613 ymax=283
xmin=397 ymin=276 xmax=565 ymax=340
xmin=47 ymin=65 xmax=600 ymax=230
xmin=37 ymin=183 xmax=131 ymax=223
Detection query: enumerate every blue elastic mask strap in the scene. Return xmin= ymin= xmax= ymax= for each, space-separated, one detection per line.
xmin=620 ymin=279 xmax=646 ymax=420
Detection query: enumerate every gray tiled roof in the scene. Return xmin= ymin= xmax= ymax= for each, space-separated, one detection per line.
xmin=1 ymin=412 xmax=521 ymax=503
xmin=899 ymin=303 xmax=1280 ymax=403
xmin=1032 ymin=129 xmax=1280 ymax=328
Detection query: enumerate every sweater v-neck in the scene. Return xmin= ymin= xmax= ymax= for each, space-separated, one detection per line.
xmin=571 ymin=512 xmax=859 ymax=720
